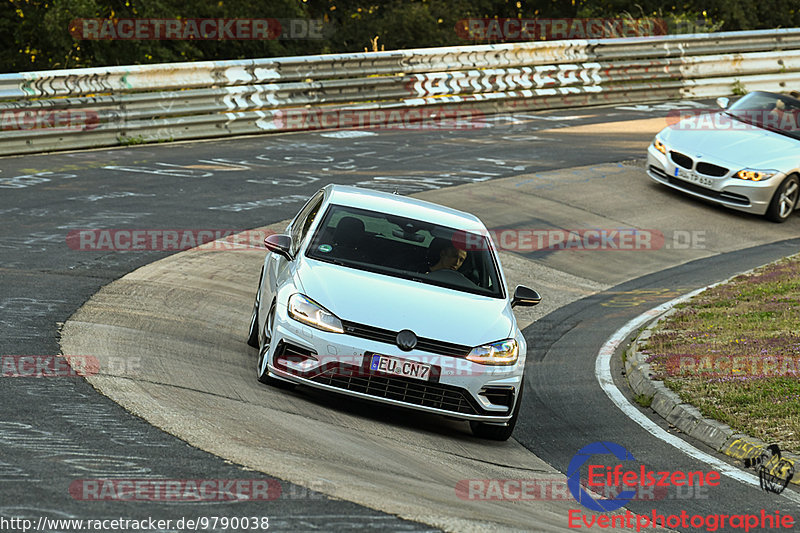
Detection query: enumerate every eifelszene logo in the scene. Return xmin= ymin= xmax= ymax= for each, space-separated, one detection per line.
xmin=565 ymin=441 xmax=799 ymax=532
xmin=567 ymin=441 xmax=721 ymax=511
xmin=568 ymin=441 xmax=637 ymax=512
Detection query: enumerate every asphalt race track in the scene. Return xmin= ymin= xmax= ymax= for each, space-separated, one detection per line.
xmin=3 ymin=100 xmax=800 ymax=532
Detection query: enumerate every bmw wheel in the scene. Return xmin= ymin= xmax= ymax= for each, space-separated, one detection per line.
xmin=766 ymin=175 xmax=799 ymax=223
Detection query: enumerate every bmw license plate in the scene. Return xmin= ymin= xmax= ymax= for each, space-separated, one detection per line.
xmin=674 ymin=167 xmax=713 ymax=188
xmin=371 ymin=354 xmax=431 ymax=381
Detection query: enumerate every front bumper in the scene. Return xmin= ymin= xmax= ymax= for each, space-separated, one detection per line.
xmin=646 ymin=143 xmax=781 ymax=216
xmin=265 ymin=303 xmax=524 ymax=423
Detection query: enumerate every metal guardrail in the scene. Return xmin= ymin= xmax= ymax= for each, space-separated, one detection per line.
xmin=1 ymin=28 xmax=799 ymax=156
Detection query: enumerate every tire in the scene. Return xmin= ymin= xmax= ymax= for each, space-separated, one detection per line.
xmin=246 ymin=267 xmax=263 ymax=348
xmin=256 ymin=304 xmax=295 ymax=390
xmin=470 ymin=381 xmax=524 ymax=441
xmin=766 ymin=175 xmax=799 ymax=223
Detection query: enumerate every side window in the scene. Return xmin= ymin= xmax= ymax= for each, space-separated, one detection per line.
xmin=290 ymin=193 xmax=324 ymax=254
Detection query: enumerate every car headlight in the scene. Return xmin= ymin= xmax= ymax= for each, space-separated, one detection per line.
xmin=466 ymin=339 xmax=519 ymax=365
xmin=653 ymin=138 xmax=667 ymax=155
xmin=288 ymin=294 xmax=344 ymax=333
xmin=735 ymin=169 xmax=779 ymax=181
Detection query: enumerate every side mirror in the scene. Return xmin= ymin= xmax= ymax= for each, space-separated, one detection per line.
xmin=264 ymin=234 xmax=293 ymax=260
xmin=716 ymin=97 xmax=729 ymax=109
xmin=511 ymin=285 xmax=541 ymax=308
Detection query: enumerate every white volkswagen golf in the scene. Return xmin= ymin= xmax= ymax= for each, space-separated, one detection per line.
xmin=247 ymin=184 xmax=540 ymax=440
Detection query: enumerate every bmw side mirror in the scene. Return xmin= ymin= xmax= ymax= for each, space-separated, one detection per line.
xmin=716 ymin=97 xmax=729 ymax=109
xmin=511 ymin=285 xmax=541 ymax=308
xmin=264 ymin=234 xmax=293 ymax=260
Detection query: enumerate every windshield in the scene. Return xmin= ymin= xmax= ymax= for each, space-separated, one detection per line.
xmin=305 ymin=204 xmax=504 ymax=298
xmin=727 ymin=91 xmax=800 ymax=139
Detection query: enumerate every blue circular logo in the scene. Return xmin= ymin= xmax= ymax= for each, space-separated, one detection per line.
xmin=567 ymin=441 xmax=637 ymax=512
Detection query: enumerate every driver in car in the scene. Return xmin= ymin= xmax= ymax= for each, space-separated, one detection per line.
xmin=429 ymin=244 xmax=467 ymax=272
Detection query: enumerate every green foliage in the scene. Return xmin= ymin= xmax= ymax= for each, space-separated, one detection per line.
xmin=634 ymin=393 xmax=653 ymax=408
xmin=2 ymin=0 xmax=798 ymax=74
xmin=117 ymin=133 xmax=147 ymax=145
xmin=5 ymin=0 xmax=310 ymax=72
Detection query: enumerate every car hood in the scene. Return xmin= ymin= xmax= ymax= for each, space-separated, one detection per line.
xmin=296 ymin=258 xmax=514 ymax=347
xmin=660 ymin=114 xmax=800 ymax=170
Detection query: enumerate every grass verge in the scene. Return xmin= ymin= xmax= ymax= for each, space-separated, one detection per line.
xmin=641 ymin=254 xmax=800 ymax=453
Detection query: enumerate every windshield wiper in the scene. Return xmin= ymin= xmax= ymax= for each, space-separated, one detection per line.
xmin=310 ymin=255 xmax=349 ymax=267
xmin=724 ymin=110 xmax=755 ymax=126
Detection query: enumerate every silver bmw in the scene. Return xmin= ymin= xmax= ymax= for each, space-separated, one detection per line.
xmin=647 ymin=91 xmax=800 ymax=222
xmin=247 ymin=184 xmax=541 ymax=440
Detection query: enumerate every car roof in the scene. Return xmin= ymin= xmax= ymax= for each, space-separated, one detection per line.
xmin=323 ymin=184 xmax=487 ymax=231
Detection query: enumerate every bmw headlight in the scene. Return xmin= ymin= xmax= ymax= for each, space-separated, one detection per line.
xmin=735 ymin=169 xmax=778 ymax=181
xmin=466 ymin=339 xmax=519 ymax=365
xmin=288 ymin=294 xmax=344 ymax=333
xmin=653 ymin=138 xmax=667 ymax=155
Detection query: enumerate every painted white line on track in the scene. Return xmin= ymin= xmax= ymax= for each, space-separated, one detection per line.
xmin=595 ymin=288 xmax=800 ymax=505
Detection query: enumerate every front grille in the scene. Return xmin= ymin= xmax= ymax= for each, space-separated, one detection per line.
xmin=670 ymin=151 xmax=693 ymax=169
xmin=667 ymin=176 xmax=750 ymax=206
xmin=696 ymin=162 xmax=729 ymax=177
xmin=341 ymin=320 xmax=471 ymax=357
xmin=311 ymin=366 xmax=484 ymax=415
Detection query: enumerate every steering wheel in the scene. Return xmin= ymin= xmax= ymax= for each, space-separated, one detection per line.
xmin=427 ymin=268 xmax=478 ymax=287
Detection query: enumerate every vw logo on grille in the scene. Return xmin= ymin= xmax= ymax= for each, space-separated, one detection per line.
xmin=396 ymin=329 xmax=417 ymax=351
